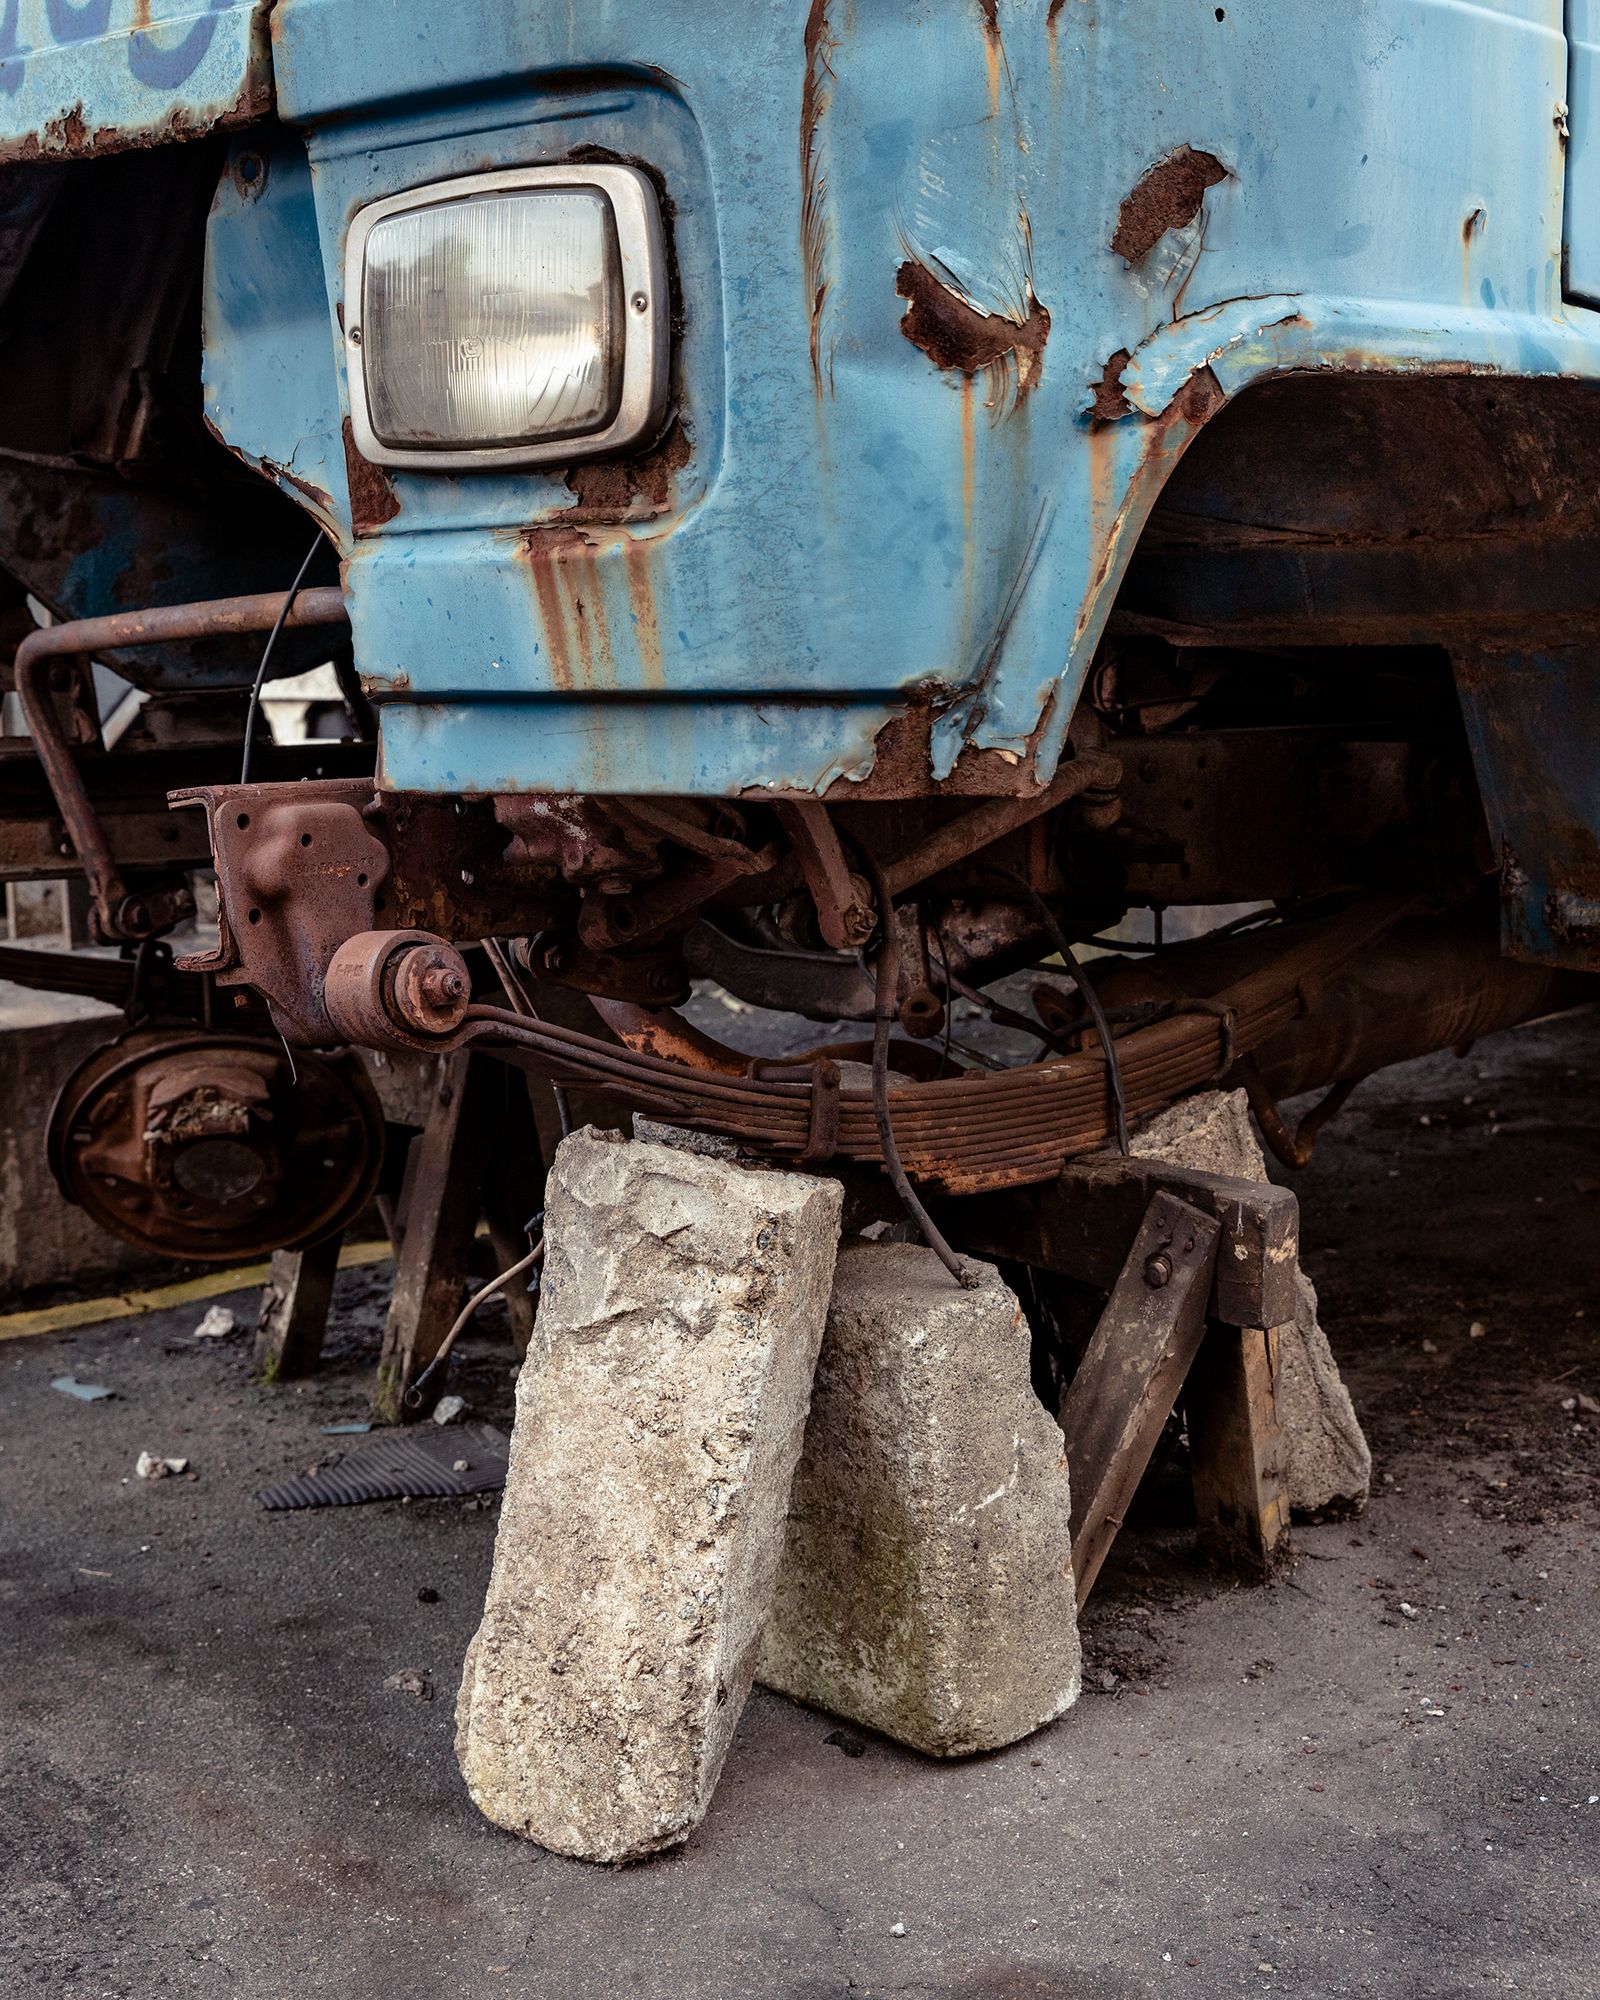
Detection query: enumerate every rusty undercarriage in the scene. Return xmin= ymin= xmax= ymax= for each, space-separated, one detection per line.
xmin=6 ymin=576 xmax=1595 ymax=1268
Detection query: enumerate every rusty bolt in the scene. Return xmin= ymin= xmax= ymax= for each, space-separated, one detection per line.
xmin=386 ymin=942 xmax=472 ymax=1037
xmin=1143 ymin=1251 xmax=1173 ymax=1290
xmin=841 ymin=876 xmax=877 ymax=947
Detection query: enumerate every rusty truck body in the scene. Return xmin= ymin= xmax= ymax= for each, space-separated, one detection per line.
xmin=2 ymin=1 xmax=1598 ymax=1263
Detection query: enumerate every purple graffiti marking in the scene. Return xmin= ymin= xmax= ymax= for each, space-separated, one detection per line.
xmin=0 ymin=0 xmax=32 ymax=100
xmin=44 ymin=0 xmax=112 ymax=43
xmin=129 ymin=0 xmax=230 ymax=90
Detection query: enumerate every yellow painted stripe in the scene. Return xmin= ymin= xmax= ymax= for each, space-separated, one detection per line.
xmin=0 ymin=1239 xmax=393 ymax=1344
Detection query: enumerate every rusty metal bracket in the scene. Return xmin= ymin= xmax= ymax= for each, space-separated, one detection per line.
xmin=15 ymin=587 xmax=347 ymax=942
xmin=773 ymin=800 xmax=875 ymax=949
xmin=173 ymin=776 xmax=390 ymax=1041
xmin=1235 ymin=1058 xmax=1363 ymax=1170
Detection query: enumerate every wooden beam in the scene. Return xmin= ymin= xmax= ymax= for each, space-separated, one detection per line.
xmin=252 ymin=1230 xmax=344 ymax=1384
xmin=373 ymin=1051 xmax=496 ymax=1423
xmin=941 ymin=1153 xmax=1298 ymax=1330
xmin=1186 ymin=1322 xmax=1291 ymax=1574
xmin=1058 ymin=1191 xmax=1220 ymax=1606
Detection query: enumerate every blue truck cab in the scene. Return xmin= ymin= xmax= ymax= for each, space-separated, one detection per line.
xmin=3 ymin=2 xmax=1599 ymax=1207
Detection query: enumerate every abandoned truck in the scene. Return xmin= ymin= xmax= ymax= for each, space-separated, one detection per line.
xmin=2 ymin=2 xmax=1599 ymax=1305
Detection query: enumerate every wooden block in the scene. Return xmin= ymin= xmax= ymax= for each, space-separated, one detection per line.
xmin=1186 ymin=1322 xmax=1291 ymax=1575
xmin=942 ymin=1154 xmax=1298 ymax=1330
xmin=1058 ymin=1191 xmax=1221 ymax=1607
xmin=480 ymin=1063 xmax=548 ymax=1357
xmin=252 ymin=1231 xmax=344 ymax=1384
xmin=373 ymin=1051 xmax=496 ymax=1423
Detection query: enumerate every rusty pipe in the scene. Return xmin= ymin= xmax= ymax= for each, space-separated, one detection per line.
xmin=1241 ymin=919 xmax=1591 ymax=1101
xmin=14 ymin=588 xmax=349 ymax=941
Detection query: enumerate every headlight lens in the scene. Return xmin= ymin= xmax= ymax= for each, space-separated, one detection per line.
xmin=363 ymin=189 xmax=621 ymax=450
xmin=344 ymin=164 xmax=668 ymax=474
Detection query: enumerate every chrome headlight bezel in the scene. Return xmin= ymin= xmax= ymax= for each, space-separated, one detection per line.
xmin=342 ymin=161 xmax=669 ymax=474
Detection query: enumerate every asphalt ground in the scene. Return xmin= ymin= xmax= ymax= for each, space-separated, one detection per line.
xmin=2 ymin=1008 xmax=1597 ymax=2000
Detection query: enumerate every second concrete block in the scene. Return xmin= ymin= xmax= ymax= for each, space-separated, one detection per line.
xmin=759 ymin=1241 xmax=1080 ymax=1757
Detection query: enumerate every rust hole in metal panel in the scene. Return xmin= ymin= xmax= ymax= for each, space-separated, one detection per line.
xmin=895 ymin=261 xmax=1051 ymax=394
xmin=341 ymin=418 xmax=400 ymax=533
xmin=1090 ymin=347 xmax=1133 ymax=423
xmin=563 ymin=418 xmax=691 ymax=521
xmin=1112 ymin=145 xmax=1228 ymax=265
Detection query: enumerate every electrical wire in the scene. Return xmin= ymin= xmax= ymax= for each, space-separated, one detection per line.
xmin=240 ymin=531 xmax=328 ymax=784
xmin=864 ymin=855 xmax=974 ymax=1287
xmin=405 ymin=1237 xmax=545 ymax=1409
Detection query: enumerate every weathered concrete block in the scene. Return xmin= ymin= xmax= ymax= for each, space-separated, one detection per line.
xmin=0 ymin=985 xmax=165 ymax=1298
xmin=456 ymin=1128 xmax=842 ymax=1862
xmin=1131 ymin=1090 xmax=1372 ymax=1515
xmin=759 ymin=1242 xmax=1080 ymax=1757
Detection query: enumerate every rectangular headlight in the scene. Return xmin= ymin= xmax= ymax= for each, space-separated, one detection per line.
xmin=343 ymin=163 xmax=668 ymax=473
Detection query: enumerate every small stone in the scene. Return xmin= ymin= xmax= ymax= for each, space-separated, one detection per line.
xmin=1469 ymin=1322 xmax=1486 ymax=1339
xmin=1400 ymin=1601 xmax=1419 ymax=1620
xmin=384 ymin=1667 xmax=434 ymax=1700
xmin=192 ymin=1305 xmax=235 ymax=1341
xmin=135 ymin=1451 xmax=188 ymax=1480
xmin=890 ymin=1923 xmax=906 ymax=1938
xmin=432 ymin=1394 xmax=466 ymax=1425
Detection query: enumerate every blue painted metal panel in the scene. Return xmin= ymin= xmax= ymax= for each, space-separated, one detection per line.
xmin=199 ymin=0 xmax=1600 ymax=800
xmin=1567 ymin=0 xmax=1600 ymax=300
xmin=0 ymin=1 xmax=271 ymax=159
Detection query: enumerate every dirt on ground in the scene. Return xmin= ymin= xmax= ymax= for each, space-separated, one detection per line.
xmin=2 ymin=1010 xmax=1596 ymax=2000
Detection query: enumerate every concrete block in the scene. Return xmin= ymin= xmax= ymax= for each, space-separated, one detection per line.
xmin=1131 ymin=1090 xmax=1372 ymax=1515
xmin=759 ymin=1242 xmax=1081 ymax=1757
xmin=0 ymin=983 xmax=164 ymax=1299
xmin=456 ymin=1128 xmax=842 ymax=1862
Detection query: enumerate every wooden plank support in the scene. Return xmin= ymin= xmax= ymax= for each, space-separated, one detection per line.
xmin=941 ymin=1153 xmax=1299 ymax=1330
xmin=1059 ymin=1191 xmax=1220 ymax=1607
xmin=1186 ymin=1322 xmax=1292 ymax=1574
xmin=479 ymin=1063 xmax=548 ymax=1357
xmin=373 ymin=1051 xmax=497 ymax=1423
xmin=252 ymin=1229 xmax=344 ymax=1384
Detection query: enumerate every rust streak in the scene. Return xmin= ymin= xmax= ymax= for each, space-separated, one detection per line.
xmin=895 ymin=261 xmax=1051 ymax=400
xmin=521 ymin=530 xmax=596 ymax=694
xmin=1112 ymin=145 xmax=1228 ymax=265
xmin=978 ymin=0 xmax=1002 ymax=114
xmin=802 ymin=0 xmax=838 ymax=399
xmin=624 ymin=542 xmax=666 ymax=691
xmin=960 ymin=376 xmax=977 ymax=652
